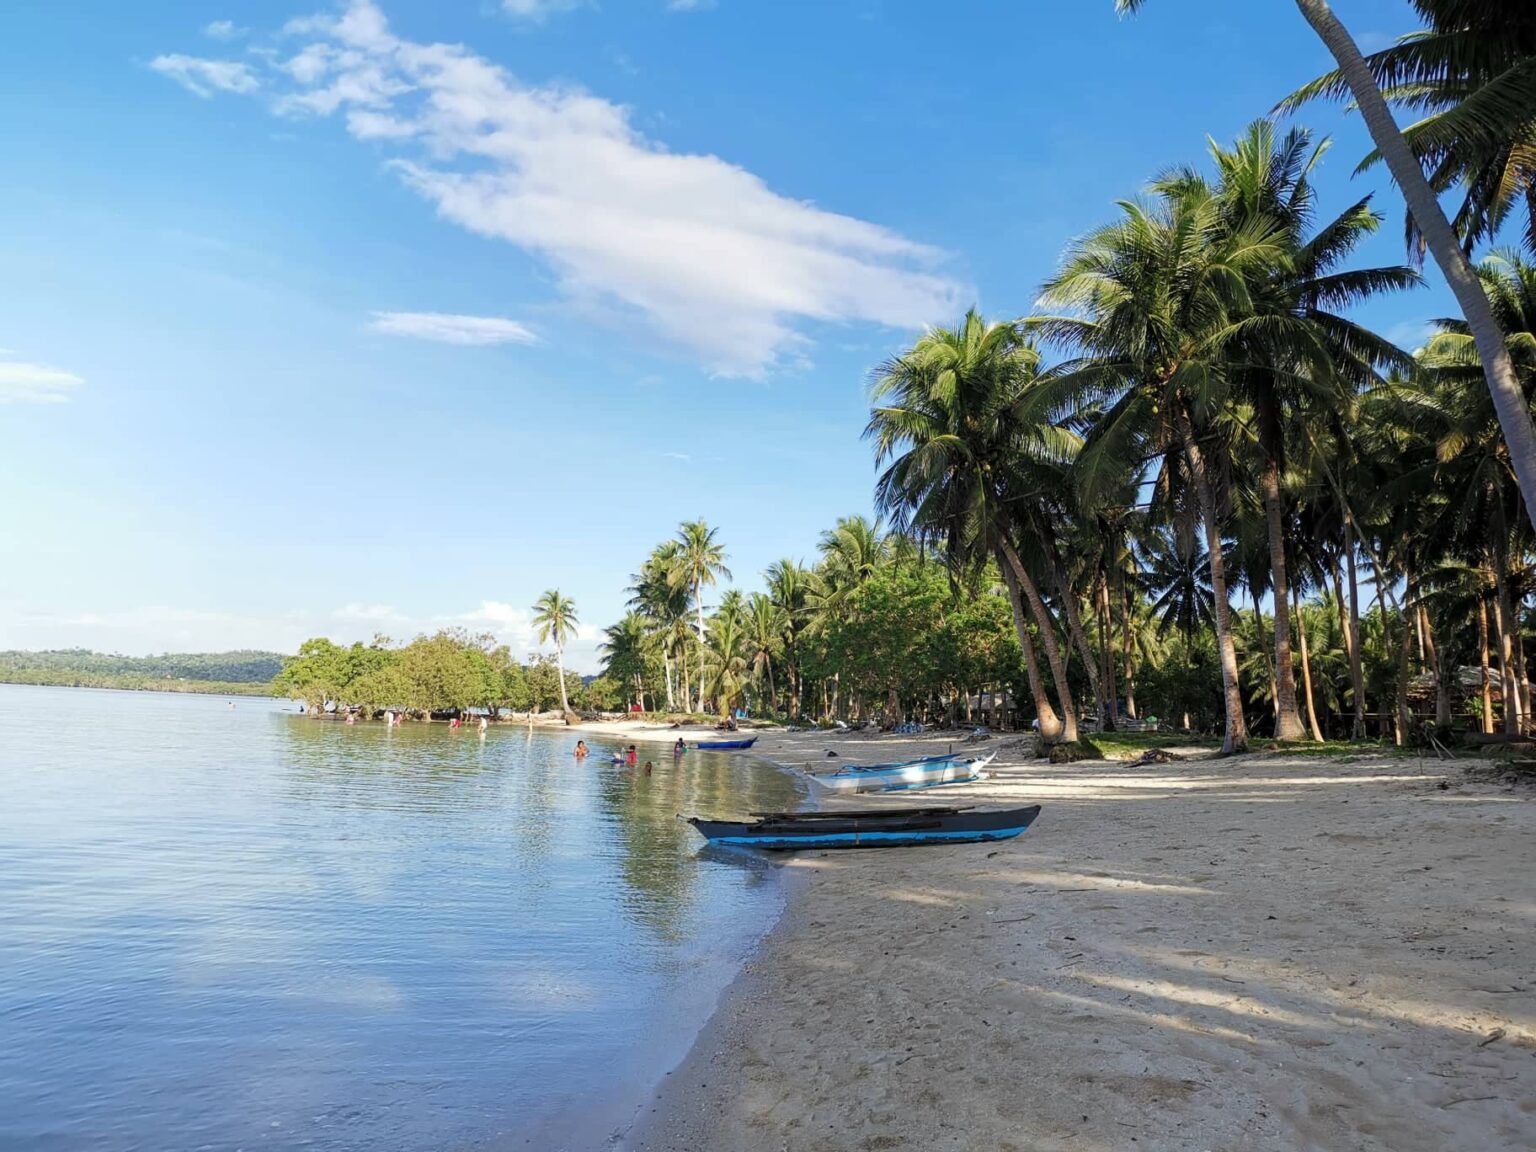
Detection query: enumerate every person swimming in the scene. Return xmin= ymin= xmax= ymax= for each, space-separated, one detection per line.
xmin=574 ymin=740 xmax=589 ymax=759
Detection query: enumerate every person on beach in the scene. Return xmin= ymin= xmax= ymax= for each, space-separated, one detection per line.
xmin=625 ymin=745 xmax=638 ymax=766
xmin=574 ymin=740 xmax=589 ymax=759
xmin=673 ymin=737 xmax=687 ymax=757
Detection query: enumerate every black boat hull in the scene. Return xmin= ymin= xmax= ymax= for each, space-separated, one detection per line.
xmin=688 ymin=805 xmax=1041 ymax=850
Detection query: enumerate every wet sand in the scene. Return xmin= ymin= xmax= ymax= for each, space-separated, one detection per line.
xmin=621 ymin=730 xmax=1536 ymax=1151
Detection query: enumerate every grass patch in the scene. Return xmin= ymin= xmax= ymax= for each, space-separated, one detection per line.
xmin=1089 ymin=731 xmax=1219 ymax=753
xmin=1253 ymin=739 xmax=1416 ymax=759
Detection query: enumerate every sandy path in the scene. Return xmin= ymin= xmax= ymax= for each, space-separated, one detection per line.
xmin=625 ymin=731 xmax=1536 ymax=1151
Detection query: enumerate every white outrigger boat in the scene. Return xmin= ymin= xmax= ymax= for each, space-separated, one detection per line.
xmin=806 ymin=752 xmax=996 ymax=794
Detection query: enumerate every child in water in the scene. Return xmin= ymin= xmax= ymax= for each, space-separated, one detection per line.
xmin=643 ymin=760 xmax=654 ymax=776
xmin=574 ymin=740 xmax=589 ymax=759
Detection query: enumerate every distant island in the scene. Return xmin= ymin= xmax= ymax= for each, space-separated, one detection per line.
xmin=0 ymin=649 xmax=283 ymax=696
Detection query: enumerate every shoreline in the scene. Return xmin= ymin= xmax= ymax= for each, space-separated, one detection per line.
xmin=625 ymin=731 xmax=1536 ymax=1151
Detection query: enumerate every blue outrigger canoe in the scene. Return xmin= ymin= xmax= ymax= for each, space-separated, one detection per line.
xmin=688 ymin=804 xmax=1040 ymax=850
xmin=808 ymin=752 xmax=995 ymax=794
xmin=695 ymin=736 xmax=758 ymax=750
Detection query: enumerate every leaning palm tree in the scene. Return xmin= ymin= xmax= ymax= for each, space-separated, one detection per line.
xmin=671 ymin=520 xmax=730 ymax=712
xmin=531 ymin=589 xmax=579 ymax=717
xmin=867 ymin=309 xmax=1082 ymax=743
xmin=1119 ymin=0 xmax=1536 ymax=538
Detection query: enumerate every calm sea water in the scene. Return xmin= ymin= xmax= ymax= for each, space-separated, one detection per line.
xmin=0 ymin=685 xmax=800 ymax=1151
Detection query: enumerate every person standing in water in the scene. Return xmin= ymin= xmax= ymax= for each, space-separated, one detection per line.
xmin=574 ymin=741 xmax=589 ymax=759
xmin=643 ymin=760 xmax=654 ymax=777
xmin=673 ymin=737 xmax=687 ymax=758
xmin=625 ymin=745 xmax=638 ymax=766
xmin=478 ymin=716 xmax=488 ymax=735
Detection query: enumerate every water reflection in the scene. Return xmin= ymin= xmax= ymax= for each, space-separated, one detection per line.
xmin=0 ymin=687 xmax=801 ymax=1152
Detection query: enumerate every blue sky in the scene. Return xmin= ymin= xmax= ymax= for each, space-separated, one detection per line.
xmin=0 ymin=0 xmax=1439 ymax=670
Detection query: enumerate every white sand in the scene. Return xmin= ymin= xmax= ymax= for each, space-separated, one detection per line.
xmin=621 ymin=730 xmax=1536 ymax=1151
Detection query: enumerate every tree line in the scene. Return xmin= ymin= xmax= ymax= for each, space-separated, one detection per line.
xmin=272 ymin=631 xmax=620 ymax=718
xmin=0 ymin=649 xmax=284 ymax=695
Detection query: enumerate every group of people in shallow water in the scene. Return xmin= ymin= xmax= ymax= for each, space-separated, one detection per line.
xmin=339 ymin=710 xmax=488 ymax=733
xmin=570 ymin=737 xmax=690 ymax=776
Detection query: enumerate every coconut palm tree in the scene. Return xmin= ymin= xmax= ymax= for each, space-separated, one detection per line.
xmin=744 ymin=592 xmax=786 ymax=714
xmin=1035 ymin=182 xmax=1288 ymax=753
xmin=1124 ymin=1 xmax=1536 ymax=540
xmin=1284 ymin=1 xmax=1536 ymax=256
xmin=628 ymin=542 xmax=691 ymax=711
xmin=867 ymin=309 xmax=1082 ymax=742
xmin=671 ymin=520 xmax=730 ymax=712
xmin=1119 ymin=0 xmax=1536 ymax=536
xmin=1181 ymin=120 xmax=1421 ymax=738
xmin=765 ymin=558 xmax=813 ymax=720
xmin=532 ymin=589 xmax=579 ymax=717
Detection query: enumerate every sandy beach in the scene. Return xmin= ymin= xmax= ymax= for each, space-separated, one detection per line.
xmin=607 ymin=727 xmax=1536 ymax=1152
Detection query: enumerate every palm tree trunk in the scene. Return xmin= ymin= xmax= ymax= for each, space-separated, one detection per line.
xmin=1253 ymin=586 xmax=1278 ymax=724
xmin=1177 ymin=412 xmax=1247 ymax=755
xmin=695 ymin=579 xmax=707 ymax=713
xmin=1374 ymin=573 xmax=1396 ymax=743
xmin=1395 ymin=575 xmax=1415 ymax=745
xmin=556 ymin=647 xmax=570 ymax=716
xmin=1042 ymin=533 xmax=1105 ymax=726
xmin=1263 ymin=460 xmax=1306 ymax=739
xmin=1295 ymin=586 xmax=1325 ymax=741
xmin=1479 ymin=593 xmax=1495 ymax=734
xmin=1342 ymin=526 xmax=1367 ymax=740
xmin=1121 ymin=581 xmax=1138 ymax=720
xmin=999 ymin=537 xmax=1079 ymax=743
xmin=1518 ymin=609 xmax=1531 ymax=735
xmin=997 ymin=546 xmax=1063 ymax=743
xmin=1100 ymin=574 xmax=1119 ymax=728
xmin=1421 ymin=603 xmax=1451 ymax=728
xmin=1292 ymin=0 xmax=1536 ymax=535
xmin=1493 ymin=563 xmax=1521 ymax=735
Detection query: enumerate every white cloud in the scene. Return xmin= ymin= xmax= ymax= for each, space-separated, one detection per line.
xmin=0 ymin=360 xmax=83 ymax=404
xmin=502 ymin=0 xmax=585 ymax=20
xmin=667 ymin=0 xmax=718 ymax=10
xmin=204 ymin=19 xmax=248 ymax=41
xmin=158 ymin=0 xmax=963 ymax=376
xmin=368 ymin=311 xmax=539 ymax=346
xmin=150 ymin=54 xmax=261 ymax=97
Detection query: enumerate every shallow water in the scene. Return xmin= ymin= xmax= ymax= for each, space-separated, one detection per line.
xmin=0 ymin=685 xmax=800 ymax=1151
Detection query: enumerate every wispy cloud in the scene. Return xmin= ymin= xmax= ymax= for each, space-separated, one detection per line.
xmin=153 ymin=0 xmax=964 ymax=376
xmin=1386 ymin=319 xmax=1436 ymax=352
xmin=204 ymin=19 xmax=248 ymax=41
xmin=150 ymin=54 xmax=260 ymax=97
xmin=660 ymin=451 xmax=692 ymax=461
xmin=0 ymin=360 xmax=84 ymax=404
xmin=368 ymin=311 xmax=539 ymax=346
xmin=501 ymin=0 xmax=585 ymax=21
xmin=667 ymin=0 xmax=718 ymax=11
xmin=333 ymin=603 xmax=405 ymax=622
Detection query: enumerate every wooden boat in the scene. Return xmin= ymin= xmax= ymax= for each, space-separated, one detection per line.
xmin=695 ymin=736 xmax=758 ymax=750
xmin=807 ymin=752 xmax=995 ymax=794
xmin=688 ymin=804 xmax=1040 ymax=850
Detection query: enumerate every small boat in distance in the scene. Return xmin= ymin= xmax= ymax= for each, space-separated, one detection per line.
xmin=687 ymin=804 xmax=1040 ymax=850
xmin=695 ymin=736 xmax=758 ymax=750
xmin=808 ymin=752 xmax=995 ymax=794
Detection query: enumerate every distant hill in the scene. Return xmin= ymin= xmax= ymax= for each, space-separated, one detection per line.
xmin=0 ymin=648 xmax=285 ymax=694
